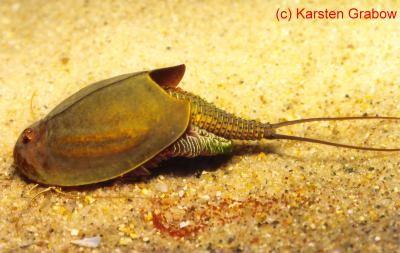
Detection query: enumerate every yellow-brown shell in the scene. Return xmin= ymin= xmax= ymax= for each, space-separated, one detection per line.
xmin=13 ymin=65 xmax=190 ymax=186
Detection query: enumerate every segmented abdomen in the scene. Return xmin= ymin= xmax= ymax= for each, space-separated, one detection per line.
xmin=167 ymin=89 xmax=271 ymax=140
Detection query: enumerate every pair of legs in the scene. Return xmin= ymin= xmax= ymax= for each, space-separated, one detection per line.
xmin=136 ymin=125 xmax=233 ymax=175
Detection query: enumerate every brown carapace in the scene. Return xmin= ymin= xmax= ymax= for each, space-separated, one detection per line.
xmin=13 ymin=64 xmax=400 ymax=186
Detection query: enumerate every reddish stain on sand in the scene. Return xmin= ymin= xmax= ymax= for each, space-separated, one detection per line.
xmin=149 ymin=191 xmax=312 ymax=238
xmin=152 ymin=212 xmax=203 ymax=237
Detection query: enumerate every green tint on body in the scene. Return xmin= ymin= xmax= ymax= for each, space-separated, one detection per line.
xmin=14 ymin=66 xmax=190 ymax=186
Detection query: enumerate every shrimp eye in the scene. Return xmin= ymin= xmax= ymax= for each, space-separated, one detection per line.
xmin=22 ymin=128 xmax=34 ymax=144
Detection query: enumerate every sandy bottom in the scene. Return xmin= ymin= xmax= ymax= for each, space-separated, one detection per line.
xmin=1 ymin=0 xmax=400 ymax=252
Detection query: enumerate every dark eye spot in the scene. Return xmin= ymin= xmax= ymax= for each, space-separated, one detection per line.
xmin=22 ymin=128 xmax=34 ymax=144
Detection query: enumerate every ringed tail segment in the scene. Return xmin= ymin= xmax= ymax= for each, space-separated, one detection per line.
xmin=267 ymin=116 xmax=400 ymax=152
xmin=167 ymin=89 xmax=275 ymax=140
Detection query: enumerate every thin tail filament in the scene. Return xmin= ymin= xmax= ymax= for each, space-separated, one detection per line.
xmin=267 ymin=116 xmax=400 ymax=151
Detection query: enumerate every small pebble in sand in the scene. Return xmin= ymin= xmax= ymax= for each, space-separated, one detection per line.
xmin=144 ymin=212 xmax=153 ymax=221
xmin=119 ymin=237 xmax=133 ymax=246
xmin=201 ymin=195 xmax=210 ymax=201
xmin=84 ymin=196 xmax=96 ymax=204
xmin=141 ymin=188 xmax=152 ymax=196
xmin=70 ymin=229 xmax=79 ymax=236
xmin=179 ymin=221 xmax=191 ymax=228
xmin=71 ymin=235 xmax=101 ymax=248
xmin=155 ymin=182 xmax=168 ymax=192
